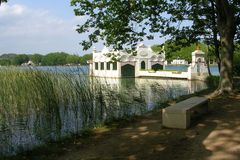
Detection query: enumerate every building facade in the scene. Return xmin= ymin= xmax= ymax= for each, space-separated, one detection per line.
xmin=88 ymin=44 xmax=209 ymax=80
xmin=89 ymin=43 xmax=167 ymax=78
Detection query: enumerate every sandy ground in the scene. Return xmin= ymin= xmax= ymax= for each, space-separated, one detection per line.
xmin=7 ymin=94 xmax=240 ymax=160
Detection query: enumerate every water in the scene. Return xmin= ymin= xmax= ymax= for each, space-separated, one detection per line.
xmin=32 ymin=65 xmax=219 ymax=75
xmin=23 ymin=65 xmax=89 ymax=74
xmin=165 ymin=65 xmax=219 ymax=75
xmin=0 ymin=66 xmax=210 ymax=156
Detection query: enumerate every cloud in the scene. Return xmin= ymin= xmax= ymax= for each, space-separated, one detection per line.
xmin=0 ymin=4 xmax=25 ymax=16
xmin=0 ymin=4 xmax=90 ymax=55
xmin=0 ymin=3 xmax=165 ymax=55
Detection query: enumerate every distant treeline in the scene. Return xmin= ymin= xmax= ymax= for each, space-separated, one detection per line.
xmin=0 ymin=52 xmax=92 ymax=66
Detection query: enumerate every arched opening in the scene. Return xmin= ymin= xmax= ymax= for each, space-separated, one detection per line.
xmin=197 ymin=58 xmax=202 ymax=63
xmin=140 ymin=61 xmax=146 ymax=70
xmin=151 ymin=63 xmax=163 ymax=71
xmin=121 ymin=64 xmax=135 ymax=77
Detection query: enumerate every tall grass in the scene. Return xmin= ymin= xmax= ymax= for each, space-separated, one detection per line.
xmin=0 ymin=67 xmax=207 ymax=156
xmin=0 ymin=67 xmax=146 ymax=156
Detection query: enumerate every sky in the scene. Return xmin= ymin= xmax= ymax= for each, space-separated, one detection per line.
xmin=0 ymin=0 xmax=165 ymax=55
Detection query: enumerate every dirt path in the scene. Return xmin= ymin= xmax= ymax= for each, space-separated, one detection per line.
xmin=49 ymin=95 xmax=240 ymax=160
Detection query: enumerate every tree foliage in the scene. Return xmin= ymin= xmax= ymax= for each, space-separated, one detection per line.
xmin=41 ymin=52 xmax=69 ymax=66
xmin=72 ymin=0 xmax=240 ymax=94
xmin=12 ymin=54 xmax=29 ymax=66
xmin=0 ymin=0 xmax=7 ymax=5
xmin=71 ymin=0 xmax=239 ymax=50
xmin=80 ymin=54 xmax=92 ymax=65
xmin=29 ymin=54 xmax=43 ymax=65
xmin=152 ymin=41 xmax=213 ymax=62
xmin=66 ymin=55 xmax=81 ymax=64
xmin=0 ymin=59 xmax=11 ymax=66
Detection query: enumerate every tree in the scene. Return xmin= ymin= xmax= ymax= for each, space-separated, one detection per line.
xmin=29 ymin=54 xmax=43 ymax=65
xmin=0 ymin=53 xmax=17 ymax=59
xmin=0 ymin=0 xmax=7 ymax=5
xmin=152 ymin=41 xmax=213 ymax=63
xmin=79 ymin=54 xmax=92 ymax=65
xmin=215 ymin=0 xmax=238 ymax=94
xmin=66 ymin=55 xmax=81 ymax=64
xmin=151 ymin=45 xmax=162 ymax=53
xmin=12 ymin=54 xmax=29 ymax=65
xmin=71 ymin=0 xmax=240 ymax=94
xmin=0 ymin=59 xmax=11 ymax=66
xmin=41 ymin=52 xmax=68 ymax=66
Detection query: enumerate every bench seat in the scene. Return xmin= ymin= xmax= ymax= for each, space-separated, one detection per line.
xmin=162 ymin=97 xmax=208 ymax=129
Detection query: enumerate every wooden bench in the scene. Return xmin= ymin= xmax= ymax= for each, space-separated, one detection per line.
xmin=162 ymin=97 xmax=208 ymax=129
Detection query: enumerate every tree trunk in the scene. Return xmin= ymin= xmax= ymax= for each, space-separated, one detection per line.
xmin=216 ymin=0 xmax=236 ymax=94
xmin=212 ymin=26 xmax=221 ymax=72
xmin=206 ymin=45 xmax=212 ymax=76
xmin=210 ymin=0 xmax=221 ymax=72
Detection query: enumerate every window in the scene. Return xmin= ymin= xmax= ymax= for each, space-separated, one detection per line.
xmin=100 ymin=62 xmax=104 ymax=70
xmin=141 ymin=61 xmax=146 ymax=70
xmin=107 ymin=62 xmax=111 ymax=70
xmin=95 ymin=62 xmax=99 ymax=70
xmin=112 ymin=62 xmax=117 ymax=70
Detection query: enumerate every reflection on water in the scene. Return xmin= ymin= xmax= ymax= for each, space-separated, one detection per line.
xmin=0 ymin=74 xmax=207 ymax=156
xmin=96 ymin=77 xmax=207 ymax=110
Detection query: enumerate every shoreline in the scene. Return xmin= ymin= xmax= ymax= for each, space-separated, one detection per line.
xmin=2 ymin=87 xmax=216 ymax=160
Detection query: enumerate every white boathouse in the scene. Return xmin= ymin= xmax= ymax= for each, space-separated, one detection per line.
xmin=88 ymin=44 xmax=209 ymax=80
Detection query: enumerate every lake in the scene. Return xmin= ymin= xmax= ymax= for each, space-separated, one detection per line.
xmin=0 ymin=65 xmax=214 ymax=156
xmin=165 ymin=65 xmax=219 ymax=75
xmin=33 ymin=65 xmax=220 ymax=75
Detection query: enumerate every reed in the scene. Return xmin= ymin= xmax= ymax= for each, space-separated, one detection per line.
xmin=0 ymin=67 xmax=199 ymax=156
xmin=0 ymin=67 xmax=147 ymax=156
